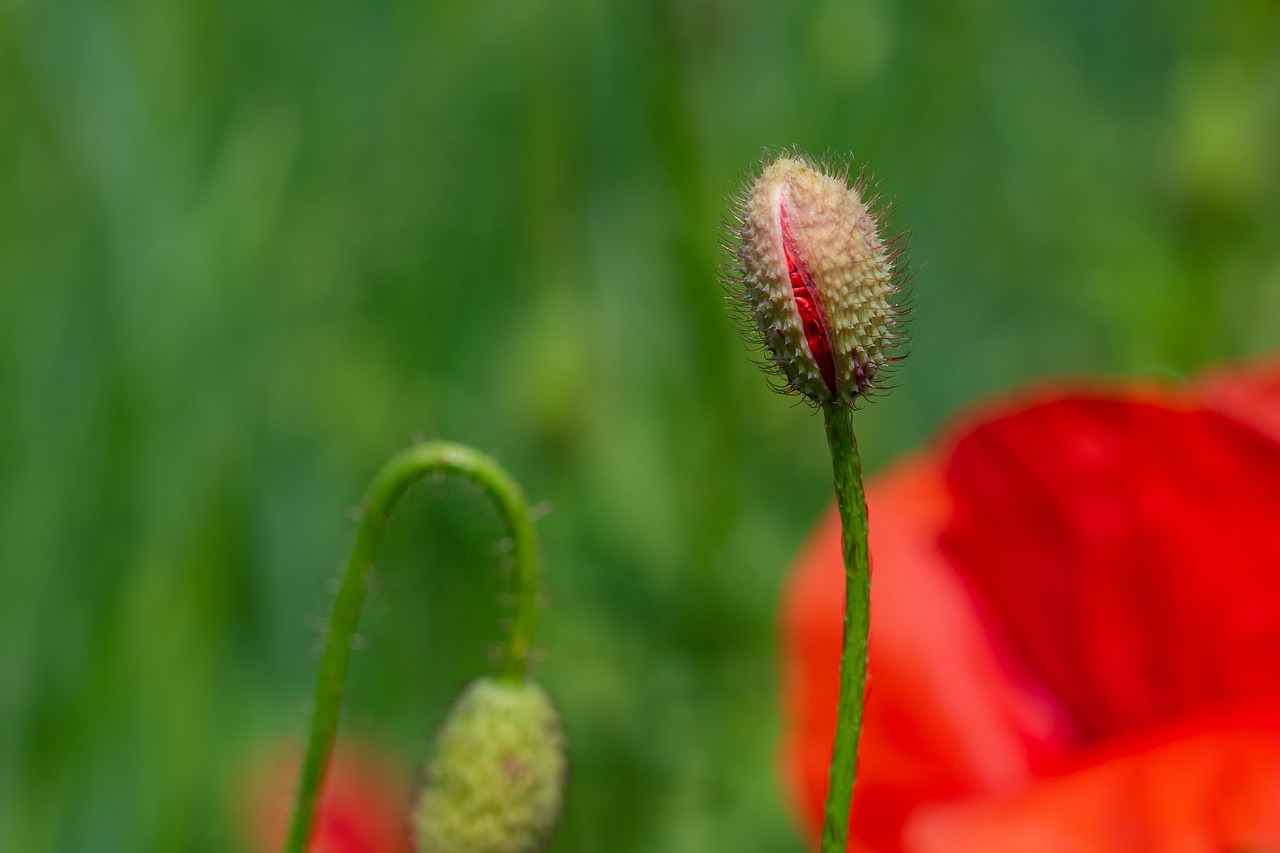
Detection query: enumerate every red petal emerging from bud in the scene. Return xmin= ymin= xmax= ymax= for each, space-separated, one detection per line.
xmin=781 ymin=201 xmax=838 ymax=395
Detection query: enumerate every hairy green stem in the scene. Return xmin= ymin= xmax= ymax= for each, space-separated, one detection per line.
xmin=283 ymin=442 xmax=540 ymax=853
xmin=819 ymin=403 xmax=871 ymax=853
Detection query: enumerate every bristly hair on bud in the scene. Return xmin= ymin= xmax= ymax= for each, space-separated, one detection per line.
xmin=721 ymin=149 xmax=910 ymax=406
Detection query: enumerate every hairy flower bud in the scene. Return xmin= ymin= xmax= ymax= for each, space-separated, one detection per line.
xmin=414 ymin=677 xmax=565 ymax=853
xmin=726 ymin=151 xmax=905 ymax=404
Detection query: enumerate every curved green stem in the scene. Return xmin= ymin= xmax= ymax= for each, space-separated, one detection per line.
xmin=283 ymin=442 xmax=541 ymax=853
xmin=819 ymin=403 xmax=870 ymax=853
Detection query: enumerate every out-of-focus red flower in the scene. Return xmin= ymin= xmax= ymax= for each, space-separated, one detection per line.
xmin=244 ymin=741 xmax=413 ymax=853
xmin=782 ymin=359 xmax=1280 ymax=852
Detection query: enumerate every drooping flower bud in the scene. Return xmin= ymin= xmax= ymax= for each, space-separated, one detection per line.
xmin=727 ymin=151 xmax=905 ymax=405
xmin=414 ymin=677 xmax=565 ymax=853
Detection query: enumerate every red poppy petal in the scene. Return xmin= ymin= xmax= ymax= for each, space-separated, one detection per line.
xmin=782 ymin=456 xmax=1073 ymax=851
xmin=904 ymin=706 xmax=1280 ymax=853
xmin=246 ymin=743 xmax=413 ymax=853
xmin=1199 ymin=357 xmax=1280 ymax=443
xmin=942 ymin=394 xmax=1280 ymax=742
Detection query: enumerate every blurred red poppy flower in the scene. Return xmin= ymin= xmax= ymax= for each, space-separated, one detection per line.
xmin=244 ymin=741 xmax=413 ymax=853
xmin=782 ymin=359 xmax=1280 ymax=852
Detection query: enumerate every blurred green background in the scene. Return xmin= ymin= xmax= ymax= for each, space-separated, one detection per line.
xmin=3 ymin=0 xmax=1280 ymax=850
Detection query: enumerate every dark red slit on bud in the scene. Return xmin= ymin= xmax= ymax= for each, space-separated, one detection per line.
xmin=780 ymin=201 xmax=837 ymax=395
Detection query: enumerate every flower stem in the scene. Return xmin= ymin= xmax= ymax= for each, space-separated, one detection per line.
xmin=819 ymin=402 xmax=871 ymax=853
xmin=283 ymin=442 xmax=540 ymax=853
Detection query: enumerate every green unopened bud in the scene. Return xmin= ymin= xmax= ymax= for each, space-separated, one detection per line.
xmin=414 ymin=677 xmax=565 ymax=853
xmin=727 ymin=151 xmax=905 ymax=404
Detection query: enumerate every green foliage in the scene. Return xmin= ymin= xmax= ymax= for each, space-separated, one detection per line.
xmin=2 ymin=0 xmax=1279 ymax=850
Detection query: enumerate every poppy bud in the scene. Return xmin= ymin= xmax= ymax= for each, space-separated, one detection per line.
xmin=414 ymin=677 xmax=565 ymax=853
xmin=728 ymin=152 xmax=905 ymax=404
